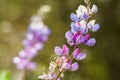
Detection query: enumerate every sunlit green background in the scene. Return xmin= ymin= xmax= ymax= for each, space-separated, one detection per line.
xmin=0 ymin=0 xmax=120 ymax=80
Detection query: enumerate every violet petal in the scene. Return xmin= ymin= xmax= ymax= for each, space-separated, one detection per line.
xmin=62 ymin=45 xmax=69 ymax=56
xmin=73 ymin=48 xmax=80 ymax=58
xmin=86 ymin=38 xmax=96 ymax=46
xmin=75 ymin=52 xmax=86 ymax=61
xmin=70 ymin=13 xmax=80 ymax=21
xmin=71 ymin=62 xmax=79 ymax=71
xmin=91 ymin=24 xmax=100 ymax=32
xmin=55 ymin=46 xmax=63 ymax=56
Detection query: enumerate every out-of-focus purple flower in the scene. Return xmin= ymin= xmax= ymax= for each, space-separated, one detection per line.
xmin=70 ymin=62 xmax=79 ymax=71
xmin=13 ymin=57 xmax=36 ymax=70
xmin=86 ymin=38 xmax=96 ymax=46
xmin=26 ymin=62 xmax=36 ymax=70
xmin=13 ymin=12 xmax=50 ymax=71
xmin=13 ymin=57 xmax=21 ymax=64
xmin=55 ymin=45 xmax=69 ymax=57
xmin=22 ymin=16 xmax=50 ymax=49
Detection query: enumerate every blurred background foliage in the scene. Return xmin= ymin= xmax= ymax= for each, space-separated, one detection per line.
xmin=0 ymin=0 xmax=120 ymax=80
xmin=0 ymin=70 xmax=11 ymax=80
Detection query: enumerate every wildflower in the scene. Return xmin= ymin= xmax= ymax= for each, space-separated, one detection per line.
xmin=38 ymin=0 xmax=100 ymax=79
xmin=13 ymin=5 xmax=51 ymax=72
xmin=13 ymin=17 xmax=50 ymax=70
xmin=70 ymin=62 xmax=79 ymax=71
xmin=72 ymin=48 xmax=86 ymax=61
xmin=91 ymin=4 xmax=98 ymax=14
xmin=55 ymin=45 xmax=69 ymax=57
xmin=85 ymin=38 xmax=96 ymax=46
xmin=87 ymin=20 xmax=100 ymax=32
xmin=76 ymin=5 xmax=88 ymax=20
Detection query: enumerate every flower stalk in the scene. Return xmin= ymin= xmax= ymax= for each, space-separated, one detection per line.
xmin=38 ymin=0 xmax=100 ymax=79
xmin=17 ymin=69 xmax=26 ymax=80
xmin=13 ymin=5 xmax=51 ymax=80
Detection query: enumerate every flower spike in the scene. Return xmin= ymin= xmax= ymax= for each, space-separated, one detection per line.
xmin=38 ymin=0 xmax=100 ymax=80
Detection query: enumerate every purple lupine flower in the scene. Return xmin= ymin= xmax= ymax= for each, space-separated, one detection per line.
xmin=74 ymin=52 xmax=86 ymax=61
xmin=86 ymin=38 xmax=96 ymax=46
xmin=87 ymin=20 xmax=100 ymax=32
xmin=65 ymin=31 xmax=86 ymax=46
xmin=91 ymin=24 xmax=100 ymax=32
xmin=55 ymin=45 xmax=69 ymax=56
xmin=91 ymin=4 xmax=98 ymax=14
xmin=72 ymin=48 xmax=81 ymax=58
xmin=73 ymin=33 xmax=85 ymax=45
xmin=66 ymin=6 xmax=100 ymax=47
xmin=38 ymin=0 xmax=100 ymax=80
xmin=65 ymin=31 xmax=74 ymax=46
xmin=76 ymin=5 xmax=88 ymax=20
xmin=71 ymin=22 xmax=81 ymax=33
xmin=70 ymin=62 xmax=79 ymax=71
xmin=72 ymin=48 xmax=86 ymax=61
xmin=61 ymin=62 xmax=71 ymax=70
xmin=13 ymin=57 xmax=36 ymax=70
xmin=70 ymin=13 xmax=80 ymax=21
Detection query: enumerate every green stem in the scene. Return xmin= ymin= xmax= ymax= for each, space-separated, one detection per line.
xmin=55 ymin=71 xmax=62 ymax=80
xmin=17 ymin=69 xmax=26 ymax=80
